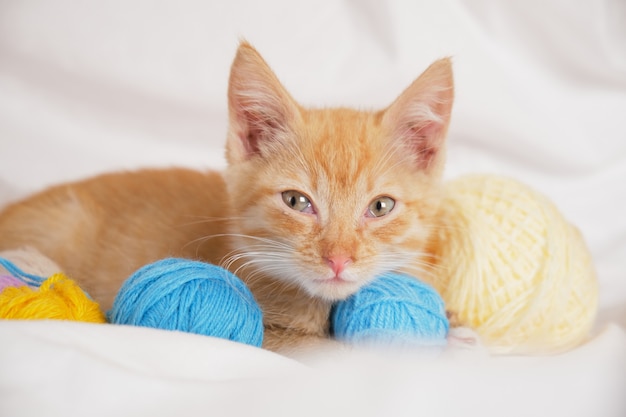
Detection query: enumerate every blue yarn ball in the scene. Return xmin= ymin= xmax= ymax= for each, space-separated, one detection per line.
xmin=108 ymin=258 xmax=264 ymax=347
xmin=331 ymin=273 xmax=449 ymax=348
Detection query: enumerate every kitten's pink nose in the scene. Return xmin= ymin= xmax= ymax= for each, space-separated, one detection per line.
xmin=325 ymin=255 xmax=352 ymax=276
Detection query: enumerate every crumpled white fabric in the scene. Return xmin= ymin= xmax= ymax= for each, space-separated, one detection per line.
xmin=0 ymin=321 xmax=624 ymax=417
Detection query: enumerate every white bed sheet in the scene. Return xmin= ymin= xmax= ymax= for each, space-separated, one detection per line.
xmin=0 ymin=1 xmax=624 ymax=416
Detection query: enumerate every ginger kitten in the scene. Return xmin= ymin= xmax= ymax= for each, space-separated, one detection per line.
xmin=0 ymin=42 xmax=453 ymax=353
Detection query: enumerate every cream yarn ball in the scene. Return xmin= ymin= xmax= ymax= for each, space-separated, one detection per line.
xmin=434 ymin=175 xmax=598 ymax=354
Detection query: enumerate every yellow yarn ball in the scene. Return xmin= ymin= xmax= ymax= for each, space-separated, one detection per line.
xmin=0 ymin=272 xmax=106 ymax=323
xmin=435 ymin=175 xmax=598 ymax=354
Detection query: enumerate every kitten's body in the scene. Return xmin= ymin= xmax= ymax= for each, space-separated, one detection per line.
xmin=0 ymin=43 xmax=454 ymax=353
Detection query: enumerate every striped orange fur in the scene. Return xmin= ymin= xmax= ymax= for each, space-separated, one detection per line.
xmin=0 ymin=42 xmax=453 ymax=354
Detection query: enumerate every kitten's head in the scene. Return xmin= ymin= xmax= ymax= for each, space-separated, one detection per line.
xmin=224 ymin=42 xmax=453 ymax=301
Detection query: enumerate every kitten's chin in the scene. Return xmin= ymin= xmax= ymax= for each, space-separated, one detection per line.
xmin=303 ymin=278 xmax=364 ymax=301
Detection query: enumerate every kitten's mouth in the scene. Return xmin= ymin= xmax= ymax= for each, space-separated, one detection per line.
xmin=308 ymin=275 xmax=362 ymax=301
xmin=314 ymin=276 xmax=352 ymax=285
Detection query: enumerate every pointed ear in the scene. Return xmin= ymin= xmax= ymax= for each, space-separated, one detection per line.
xmin=226 ymin=41 xmax=300 ymax=163
xmin=382 ymin=58 xmax=454 ymax=173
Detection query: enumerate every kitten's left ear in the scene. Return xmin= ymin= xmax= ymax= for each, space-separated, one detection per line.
xmin=382 ymin=58 xmax=454 ymax=173
xmin=226 ymin=41 xmax=301 ymax=163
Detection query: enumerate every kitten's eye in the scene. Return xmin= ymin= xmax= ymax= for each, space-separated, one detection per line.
xmin=282 ymin=190 xmax=314 ymax=213
xmin=367 ymin=196 xmax=395 ymax=218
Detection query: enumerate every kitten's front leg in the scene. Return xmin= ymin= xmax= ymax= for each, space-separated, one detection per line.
xmin=263 ymin=327 xmax=347 ymax=359
xmin=242 ymin=276 xmax=340 ymax=357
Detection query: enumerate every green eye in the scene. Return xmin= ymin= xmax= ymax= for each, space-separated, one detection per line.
xmin=282 ymin=190 xmax=314 ymax=213
xmin=367 ymin=196 xmax=395 ymax=218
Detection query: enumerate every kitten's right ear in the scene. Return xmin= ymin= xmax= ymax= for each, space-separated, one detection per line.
xmin=382 ymin=58 xmax=454 ymax=174
xmin=226 ymin=42 xmax=300 ymax=163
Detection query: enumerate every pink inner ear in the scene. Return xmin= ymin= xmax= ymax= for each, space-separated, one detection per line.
xmin=241 ymin=110 xmax=263 ymax=155
xmin=406 ymin=120 xmax=443 ymax=168
xmin=238 ymin=102 xmax=286 ymax=157
xmin=411 ymin=120 xmax=441 ymax=141
xmin=238 ymin=108 xmax=284 ymax=157
xmin=241 ymin=131 xmax=259 ymax=156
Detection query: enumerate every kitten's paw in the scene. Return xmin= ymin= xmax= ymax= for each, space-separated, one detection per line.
xmin=445 ymin=327 xmax=488 ymax=359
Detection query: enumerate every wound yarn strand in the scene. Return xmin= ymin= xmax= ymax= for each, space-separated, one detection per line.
xmin=0 ymin=257 xmax=45 ymax=286
xmin=332 ymin=272 xmax=449 ymax=349
xmin=108 ymin=258 xmax=264 ymax=347
xmin=0 ymin=256 xmax=106 ymax=323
